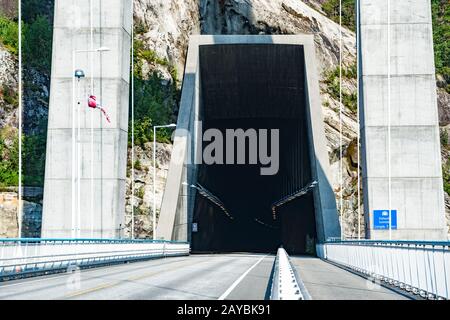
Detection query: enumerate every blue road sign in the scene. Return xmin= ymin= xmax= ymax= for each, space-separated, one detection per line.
xmin=373 ymin=210 xmax=397 ymax=230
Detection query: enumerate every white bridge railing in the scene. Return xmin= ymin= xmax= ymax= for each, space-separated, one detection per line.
xmin=0 ymin=238 xmax=190 ymax=280
xmin=317 ymin=240 xmax=450 ymax=300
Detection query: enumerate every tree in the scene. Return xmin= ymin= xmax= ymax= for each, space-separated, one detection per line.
xmin=23 ymin=15 xmax=53 ymax=72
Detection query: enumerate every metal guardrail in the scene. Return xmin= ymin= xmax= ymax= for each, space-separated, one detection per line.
xmin=317 ymin=240 xmax=450 ymax=300
xmin=0 ymin=238 xmax=190 ymax=281
xmin=270 ymin=247 xmax=311 ymax=300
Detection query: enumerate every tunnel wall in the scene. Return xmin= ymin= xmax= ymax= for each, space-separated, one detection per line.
xmin=156 ymin=35 xmax=341 ymax=246
xmin=192 ymin=44 xmax=316 ymax=253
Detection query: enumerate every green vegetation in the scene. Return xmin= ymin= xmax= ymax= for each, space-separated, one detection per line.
xmin=134 ymin=20 xmax=149 ymax=35
xmin=20 ymin=3 xmax=53 ymax=188
xmin=0 ymin=3 xmax=54 ymax=189
xmin=0 ymin=2 xmax=53 ymax=63
xmin=131 ymin=37 xmax=179 ymax=146
xmin=134 ymin=39 xmax=170 ymax=72
xmin=23 ymin=15 xmax=53 ymax=72
xmin=1 ymin=84 xmax=18 ymax=107
xmin=0 ymin=127 xmax=19 ymax=187
xmin=131 ymin=74 xmax=177 ymax=145
xmin=444 ymin=159 xmax=450 ymax=195
xmin=0 ymin=123 xmax=47 ymax=188
xmin=134 ymin=159 xmax=142 ymax=171
xmin=441 ymin=129 xmax=449 ymax=147
xmin=22 ymin=0 xmax=53 ymax=23
xmin=0 ymin=4 xmax=54 ymax=188
xmin=136 ymin=186 xmax=145 ymax=199
xmin=431 ymin=0 xmax=450 ymax=91
xmin=22 ymin=127 xmax=47 ymax=186
xmin=0 ymin=15 xmax=18 ymax=54
xmin=321 ymin=0 xmax=449 ymax=91
xmin=133 ymin=38 xmax=178 ymax=83
xmin=322 ymin=0 xmax=356 ymax=31
xmin=322 ymin=65 xmax=357 ymax=113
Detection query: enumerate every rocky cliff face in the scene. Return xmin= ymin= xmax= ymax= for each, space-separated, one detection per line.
xmin=0 ymin=187 xmax=42 ymax=238
xmin=0 ymin=191 xmax=18 ymax=237
xmin=131 ymin=0 xmax=363 ymax=238
xmin=131 ymin=0 xmax=450 ymax=238
xmin=0 ymin=46 xmax=18 ymax=129
xmin=134 ymin=0 xmax=200 ymax=79
xmin=1 ymin=0 xmax=448 ymax=239
xmin=0 ymin=41 xmax=48 ymax=238
xmin=0 ymin=0 xmax=17 ymax=18
xmin=125 ymin=142 xmax=172 ymax=239
xmin=0 ymin=44 xmax=19 ymax=238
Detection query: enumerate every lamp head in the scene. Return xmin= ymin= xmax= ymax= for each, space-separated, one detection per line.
xmin=74 ymin=69 xmax=85 ymax=79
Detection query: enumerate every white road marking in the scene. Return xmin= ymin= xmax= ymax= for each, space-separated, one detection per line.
xmin=218 ymin=255 xmax=267 ymax=300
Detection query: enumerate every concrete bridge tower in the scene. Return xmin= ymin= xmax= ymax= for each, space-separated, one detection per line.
xmin=359 ymin=0 xmax=447 ymax=240
xmin=42 ymin=0 xmax=131 ymax=238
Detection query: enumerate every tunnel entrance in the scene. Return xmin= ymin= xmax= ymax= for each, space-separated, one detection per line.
xmin=191 ymin=44 xmax=317 ymax=255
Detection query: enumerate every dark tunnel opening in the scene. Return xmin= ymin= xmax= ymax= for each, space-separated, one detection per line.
xmin=191 ymin=44 xmax=317 ymax=255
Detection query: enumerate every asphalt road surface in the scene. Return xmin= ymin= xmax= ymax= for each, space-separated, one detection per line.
xmin=291 ymin=256 xmax=409 ymax=300
xmin=0 ymin=254 xmax=409 ymax=300
xmin=0 ymin=254 xmax=274 ymax=300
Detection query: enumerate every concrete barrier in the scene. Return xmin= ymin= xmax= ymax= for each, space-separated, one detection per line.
xmin=270 ymin=247 xmax=311 ymax=300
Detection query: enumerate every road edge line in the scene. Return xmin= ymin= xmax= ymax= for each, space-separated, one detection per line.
xmin=218 ymin=255 xmax=267 ymax=300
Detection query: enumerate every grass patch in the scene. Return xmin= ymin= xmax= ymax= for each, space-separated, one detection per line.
xmin=322 ymin=65 xmax=357 ymax=113
xmin=134 ymin=159 xmax=142 ymax=171
xmin=0 ymin=84 xmax=18 ymax=107
xmin=136 ymin=186 xmax=145 ymax=199
xmin=444 ymin=159 xmax=450 ymax=195
xmin=0 ymin=126 xmax=19 ymax=187
xmin=441 ymin=129 xmax=449 ymax=147
xmin=0 ymin=15 xmax=18 ymax=54
xmin=131 ymin=37 xmax=180 ymax=147
xmin=431 ymin=0 xmax=450 ymax=92
xmin=321 ymin=0 xmax=356 ymax=31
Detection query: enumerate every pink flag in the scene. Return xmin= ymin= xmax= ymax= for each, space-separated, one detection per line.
xmin=87 ymin=95 xmax=111 ymax=123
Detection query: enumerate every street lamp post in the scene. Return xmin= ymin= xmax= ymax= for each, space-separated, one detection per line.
xmin=152 ymin=124 xmax=177 ymax=240
xmin=72 ymin=47 xmax=110 ymax=238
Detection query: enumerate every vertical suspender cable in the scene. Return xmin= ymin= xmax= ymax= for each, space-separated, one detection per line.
xmin=131 ymin=0 xmax=135 ymax=239
xmin=153 ymin=127 xmax=156 ymax=240
xmin=99 ymin=0 xmax=104 ymax=237
xmin=387 ymin=0 xmax=392 ymax=240
xmin=356 ymin=0 xmax=361 ymax=239
xmin=72 ymin=53 xmax=76 ymax=238
xmin=77 ymin=58 xmax=81 ymax=238
xmin=76 ymin=5 xmax=82 ymax=237
xmin=90 ymin=0 xmax=95 ymax=238
xmin=18 ymin=0 xmax=22 ymax=238
xmin=339 ymin=0 xmax=344 ymax=240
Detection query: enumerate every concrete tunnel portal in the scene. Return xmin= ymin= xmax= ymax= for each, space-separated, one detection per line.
xmin=192 ymin=44 xmax=317 ymax=254
xmin=156 ymin=36 xmax=340 ymax=255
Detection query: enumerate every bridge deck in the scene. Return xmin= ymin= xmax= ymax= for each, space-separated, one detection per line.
xmin=0 ymin=254 xmax=274 ymax=300
xmin=0 ymin=254 xmax=409 ymax=300
xmin=291 ymin=256 xmax=408 ymax=300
